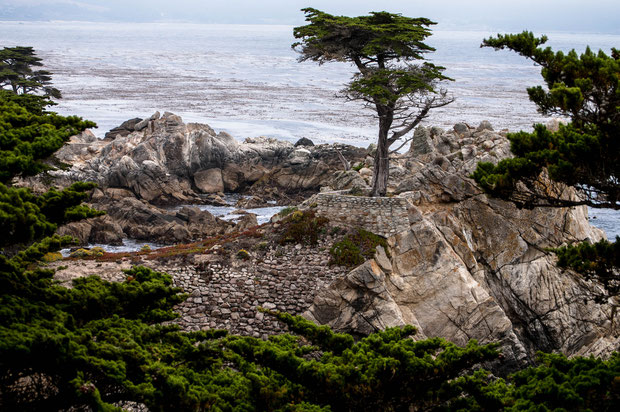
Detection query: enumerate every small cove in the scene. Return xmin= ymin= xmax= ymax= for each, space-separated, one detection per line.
xmin=61 ymin=194 xmax=286 ymax=255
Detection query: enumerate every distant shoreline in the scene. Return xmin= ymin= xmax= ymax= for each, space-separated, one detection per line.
xmin=1 ymin=20 xmax=619 ymax=36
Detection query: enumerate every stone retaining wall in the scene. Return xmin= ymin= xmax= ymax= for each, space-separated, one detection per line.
xmin=160 ymin=237 xmax=348 ymax=338
xmin=53 ymin=237 xmax=348 ymax=338
xmin=313 ymin=192 xmax=410 ymax=237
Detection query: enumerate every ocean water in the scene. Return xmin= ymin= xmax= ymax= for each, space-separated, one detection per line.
xmin=588 ymin=208 xmax=620 ymax=240
xmin=1 ymin=21 xmax=618 ymax=238
xmin=170 ymin=194 xmax=285 ymax=225
xmin=60 ymin=197 xmax=285 ymax=255
xmin=1 ymin=21 xmax=618 ymax=145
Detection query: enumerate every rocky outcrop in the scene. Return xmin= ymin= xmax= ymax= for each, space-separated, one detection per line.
xmin=304 ymin=121 xmax=618 ymax=373
xmin=57 ymin=215 xmax=124 ymax=246
xmin=44 ymin=115 xmax=619 ymax=371
xmin=47 ymin=112 xmax=366 ymax=204
xmin=104 ymin=114 xmax=159 ymax=140
xmin=294 ymin=137 xmax=315 ymax=147
xmin=58 ymin=187 xmax=234 ymax=245
xmin=33 ymin=113 xmax=367 ymax=245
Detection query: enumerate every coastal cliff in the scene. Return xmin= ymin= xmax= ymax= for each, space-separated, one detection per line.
xmin=41 ymin=115 xmax=618 ymax=373
xmin=302 ymin=122 xmax=616 ymax=371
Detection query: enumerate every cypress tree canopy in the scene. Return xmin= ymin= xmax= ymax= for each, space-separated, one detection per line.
xmin=293 ymin=8 xmax=453 ymax=197
xmin=0 ymin=46 xmax=61 ymax=98
xmin=472 ymin=32 xmax=619 ymax=210
xmin=0 ymin=90 xmax=95 ymax=184
xmin=471 ymin=32 xmax=619 ymax=301
xmin=0 ymin=89 xmax=99 ymax=249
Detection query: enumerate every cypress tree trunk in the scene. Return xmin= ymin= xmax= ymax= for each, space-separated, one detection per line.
xmin=371 ymin=109 xmax=392 ymax=197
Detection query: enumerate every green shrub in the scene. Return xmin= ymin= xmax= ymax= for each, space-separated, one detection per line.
xmin=69 ymin=248 xmax=91 ymax=258
xmin=236 ymin=249 xmax=251 ymax=260
xmin=289 ymin=210 xmax=304 ymax=221
xmin=279 ymin=210 xmax=329 ymax=245
xmin=278 ymin=206 xmax=298 ymax=217
xmin=330 ymin=228 xmax=389 ymax=267
xmin=140 ymin=244 xmax=152 ymax=252
xmin=69 ymin=247 xmax=105 ymax=258
xmin=330 ymin=238 xmax=365 ymax=267
xmin=352 ymin=162 xmax=365 ymax=171
xmin=552 ymin=237 xmax=620 ymax=301
xmin=500 ymin=352 xmax=620 ymax=411
xmin=41 ymin=251 xmax=63 ymax=262
xmin=90 ymin=246 xmax=105 ymax=257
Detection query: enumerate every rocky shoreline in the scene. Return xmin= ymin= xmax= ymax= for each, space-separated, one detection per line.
xmin=34 ymin=114 xmax=619 ymax=375
xmin=22 ymin=112 xmax=366 ymax=246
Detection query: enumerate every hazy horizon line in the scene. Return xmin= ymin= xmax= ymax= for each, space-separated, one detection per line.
xmin=2 ymin=19 xmax=619 ymax=36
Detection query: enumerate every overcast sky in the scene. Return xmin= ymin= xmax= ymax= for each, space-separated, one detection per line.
xmin=1 ymin=0 xmax=619 ymax=33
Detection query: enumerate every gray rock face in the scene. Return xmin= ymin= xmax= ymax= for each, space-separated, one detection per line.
xmin=453 ymin=122 xmax=471 ymax=137
xmin=476 ymin=120 xmax=494 ymax=133
xmin=194 ymin=168 xmax=224 ymax=194
xmin=53 ymin=130 xmax=100 ymax=164
xmin=328 ymin=170 xmax=370 ymax=192
xmin=305 ymin=121 xmax=619 ymax=372
xmin=408 ymin=126 xmax=434 ymax=156
xmin=104 ymin=117 xmax=143 ymax=139
xmin=58 ymin=188 xmax=235 ymax=245
xmin=58 ymin=215 xmax=124 ymax=246
xmin=50 ymin=113 xmax=366 ymax=204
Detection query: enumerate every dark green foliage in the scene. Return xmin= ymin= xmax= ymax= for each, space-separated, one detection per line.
xmin=0 ymin=89 xmax=53 ymax=114
xmin=553 ymin=237 xmax=620 ymax=301
xmin=472 ymin=32 xmax=619 ymax=300
xmin=0 ymin=261 xmax=502 ymax=412
xmin=329 ymin=237 xmax=365 ymax=267
xmin=0 ymin=46 xmax=61 ymax=98
xmin=6 ymin=234 xmax=74 ymax=270
xmin=482 ymin=32 xmax=619 ymax=130
xmin=228 ymin=312 xmax=501 ymax=411
xmin=472 ymin=121 xmax=618 ymax=210
xmin=0 ymin=182 xmax=103 ymax=248
xmin=0 ymin=263 xmax=237 ymax=410
xmin=0 ymin=91 xmax=95 ymax=183
xmin=293 ymin=8 xmax=453 ymax=197
xmin=279 ymin=210 xmax=329 ymax=245
xmin=472 ymin=32 xmax=619 ymax=210
xmin=292 ymin=9 xmax=437 ymax=64
xmin=269 ymin=311 xmax=355 ymax=354
xmin=501 ymin=352 xmax=620 ymax=411
xmin=329 ymin=228 xmax=389 ymax=267
xmin=0 ymin=86 xmax=99 ymax=250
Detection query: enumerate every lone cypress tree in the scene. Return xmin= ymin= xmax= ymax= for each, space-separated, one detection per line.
xmin=293 ymin=8 xmax=453 ymax=196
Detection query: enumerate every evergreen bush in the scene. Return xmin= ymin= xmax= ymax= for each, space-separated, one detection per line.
xmin=330 ymin=228 xmax=389 ymax=267
xmin=279 ymin=210 xmax=328 ymax=245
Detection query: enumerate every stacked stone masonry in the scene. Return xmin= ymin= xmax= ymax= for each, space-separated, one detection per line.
xmin=313 ymin=192 xmax=410 ymax=238
xmin=160 ymin=238 xmax=348 ymax=338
